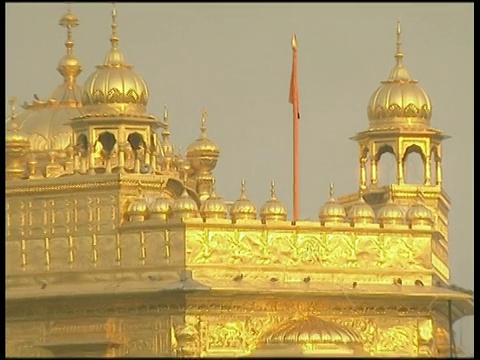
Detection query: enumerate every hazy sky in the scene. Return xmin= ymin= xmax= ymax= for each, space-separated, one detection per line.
xmin=6 ymin=2 xmax=474 ymax=355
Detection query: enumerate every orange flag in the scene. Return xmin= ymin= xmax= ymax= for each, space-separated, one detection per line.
xmin=289 ymin=34 xmax=300 ymax=120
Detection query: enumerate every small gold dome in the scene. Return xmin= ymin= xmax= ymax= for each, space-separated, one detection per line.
xmin=127 ymin=191 xmax=150 ymax=222
xmin=348 ymin=193 xmax=375 ymax=224
xmin=367 ymin=22 xmax=431 ymax=130
xmin=150 ymin=188 xmax=174 ymax=221
xmin=318 ymin=183 xmax=346 ymax=224
xmin=200 ymin=183 xmax=228 ymax=220
xmin=260 ymin=181 xmax=287 ymax=222
xmin=406 ymin=196 xmax=433 ymax=226
xmin=81 ymin=6 xmax=149 ymax=115
xmin=186 ymin=109 xmax=220 ymax=173
xmin=172 ymin=187 xmax=199 ymax=219
xmin=6 ymin=118 xmax=30 ymax=146
xmin=231 ymin=179 xmax=257 ymax=221
xmin=377 ymin=195 xmax=405 ymax=225
xmin=262 ymin=316 xmax=363 ymax=345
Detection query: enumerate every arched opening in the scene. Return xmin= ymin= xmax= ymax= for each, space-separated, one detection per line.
xmin=403 ymin=145 xmax=425 ymax=185
xmin=127 ymin=132 xmax=145 ymax=151
xmin=76 ymin=134 xmax=88 ymax=156
xmin=97 ymin=131 xmax=117 ymax=159
xmin=376 ymin=145 xmax=396 ymax=187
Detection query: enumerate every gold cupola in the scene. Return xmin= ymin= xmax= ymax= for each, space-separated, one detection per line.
xmin=172 ymin=186 xmax=200 ymax=220
xmin=81 ymin=5 xmax=149 ymax=116
xmin=318 ymin=182 xmax=346 ymax=225
xmin=200 ymin=180 xmax=228 ymax=220
xmin=347 ymin=191 xmax=375 ymax=225
xmin=6 ymin=97 xmax=30 ymax=180
xmin=377 ymin=193 xmax=405 ymax=226
xmin=150 ymin=181 xmax=174 ymax=222
xmin=260 ymin=181 xmax=287 ymax=222
xmin=10 ymin=6 xmax=84 ymax=153
xmin=127 ymin=188 xmax=150 ymax=222
xmin=406 ymin=194 xmax=434 ymax=227
xmin=186 ymin=109 xmax=220 ymax=175
xmin=367 ymin=22 xmax=432 ymax=130
xmin=231 ymin=179 xmax=257 ymax=222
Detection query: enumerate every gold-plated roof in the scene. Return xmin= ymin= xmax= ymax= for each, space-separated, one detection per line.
xmin=186 ymin=109 xmax=220 ymax=173
xmin=200 ymin=181 xmax=228 ymax=219
xmin=367 ymin=22 xmax=432 ymax=129
xmin=8 ymin=7 xmax=84 ymax=152
xmin=262 ymin=316 xmax=362 ymax=345
xmin=347 ymin=191 xmax=375 ymax=224
xmin=260 ymin=181 xmax=287 ymax=221
xmin=318 ymin=182 xmax=346 ymax=223
xmin=81 ymin=5 xmax=149 ymax=116
xmin=172 ymin=186 xmax=200 ymax=218
xmin=231 ymin=179 xmax=257 ymax=221
xmin=406 ymin=193 xmax=433 ymax=225
xmin=377 ymin=193 xmax=405 ymax=225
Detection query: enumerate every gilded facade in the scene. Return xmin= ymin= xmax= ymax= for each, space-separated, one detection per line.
xmin=5 ymin=6 xmax=473 ymax=358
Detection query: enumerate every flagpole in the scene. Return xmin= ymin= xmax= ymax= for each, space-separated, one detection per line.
xmin=290 ymin=34 xmax=300 ymax=222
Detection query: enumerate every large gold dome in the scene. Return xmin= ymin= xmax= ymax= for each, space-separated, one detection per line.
xmin=367 ymin=22 xmax=432 ymax=130
xmin=7 ymin=9 xmax=84 ymax=153
xmin=81 ymin=7 xmax=149 ymax=116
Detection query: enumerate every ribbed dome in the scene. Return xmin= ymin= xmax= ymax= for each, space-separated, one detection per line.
xmin=262 ymin=316 xmax=363 ymax=345
xmin=186 ymin=110 xmax=220 ymax=173
xmin=260 ymin=181 xmax=287 ymax=222
xmin=367 ymin=22 xmax=432 ymax=130
xmin=172 ymin=187 xmax=199 ymax=219
xmin=377 ymin=195 xmax=405 ymax=225
xmin=127 ymin=192 xmax=150 ymax=221
xmin=8 ymin=9 xmax=84 ymax=153
xmin=6 ymin=102 xmax=30 ymax=146
xmin=318 ymin=183 xmax=346 ymax=224
xmin=150 ymin=189 xmax=174 ymax=221
xmin=348 ymin=194 xmax=375 ymax=224
xmin=406 ymin=197 xmax=433 ymax=226
xmin=200 ymin=184 xmax=228 ymax=220
xmin=81 ymin=7 xmax=149 ymax=116
xmin=231 ymin=180 xmax=257 ymax=221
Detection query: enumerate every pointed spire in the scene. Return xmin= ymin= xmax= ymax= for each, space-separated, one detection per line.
xmin=387 ymin=21 xmax=412 ymax=82
xmin=162 ymin=104 xmax=171 ymax=137
xmin=210 ymin=178 xmax=218 ymax=198
xmin=57 ymin=4 xmax=82 ymax=81
xmin=104 ymin=3 xmax=126 ymax=66
xmin=358 ymin=188 xmax=365 ymax=202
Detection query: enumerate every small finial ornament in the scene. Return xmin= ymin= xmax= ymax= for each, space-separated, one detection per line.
xmin=200 ymin=108 xmax=208 ymax=137
xmin=395 ymin=21 xmax=403 ymax=61
xmin=292 ymin=33 xmax=297 ymax=50
xmin=111 ymin=3 xmax=119 ymax=48
xmin=270 ymin=180 xmax=277 ymax=199
xmin=8 ymin=97 xmax=18 ymax=120
xmin=329 ymin=181 xmax=335 ymax=200
xmin=163 ymin=104 xmax=169 ymax=122
xmin=240 ymin=179 xmax=247 ymax=199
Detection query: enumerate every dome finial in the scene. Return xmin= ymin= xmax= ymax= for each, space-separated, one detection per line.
xmin=240 ymin=179 xmax=247 ymax=199
xmin=387 ymin=20 xmax=411 ymax=81
xmin=329 ymin=181 xmax=335 ymax=200
xmin=111 ymin=3 xmax=119 ymax=49
xmin=395 ymin=21 xmax=403 ymax=64
xmin=270 ymin=180 xmax=277 ymax=199
xmin=200 ymin=108 xmax=208 ymax=139
xmin=57 ymin=4 xmax=82 ymax=82
xmin=162 ymin=104 xmax=171 ymax=138
xmin=8 ymin=97 xmax=18 ymax=121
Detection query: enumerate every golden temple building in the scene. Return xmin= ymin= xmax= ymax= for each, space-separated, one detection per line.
xmin=5 ymin=4 xmax=474 ymax=358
